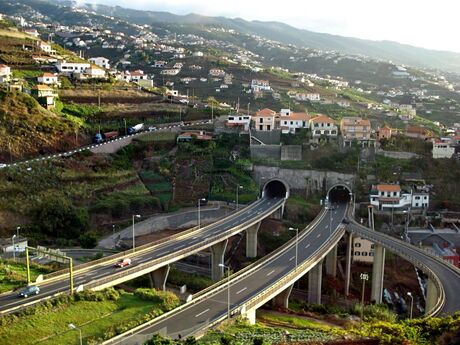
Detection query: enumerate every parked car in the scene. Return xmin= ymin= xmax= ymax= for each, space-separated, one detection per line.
xmin=115 ymin=258 xmax=132 ymax=268
xmin=342 ymin=219 xmax=350 ymax=224
xmin=18 ymin=285 xmax=40 ymax=298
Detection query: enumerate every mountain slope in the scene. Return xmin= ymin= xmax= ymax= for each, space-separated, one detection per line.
xmin=74 ymin=1 xmax=460 ymax=74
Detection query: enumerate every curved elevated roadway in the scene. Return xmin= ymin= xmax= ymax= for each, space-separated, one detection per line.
xmin=0 ymin=196 xmax=284 ymax=314
xmin=103 ymin=204 xmax=349 ymax=344
xmin=347 ymin=209 xmax=460 ymax=315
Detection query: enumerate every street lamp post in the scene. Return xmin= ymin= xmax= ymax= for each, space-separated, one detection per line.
xmin=12 ymin=235 xmax=16 ymax=261
xmin=68 ymin=323 xmax=82 ymax=345
xmin=16 ymin=226 xmax=20 ymax=238
xmin=360 ymin=272 xmax=369 ymax=319
xmin=132 ymin=214 xmax=141 ymax=252
xmin=407 ymin=292 xmax=414 ymax=319
xmin=219 ymin=263 xmax=231 ymax=320
xmin=289 ymin=227 xmax=299 ymax=270
xmin=236 ymin=185 xmax=243 ymax=211
xmin=197 ymin=198 xmax=206 ymax=229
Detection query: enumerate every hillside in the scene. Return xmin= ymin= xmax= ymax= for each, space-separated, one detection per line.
xmin=70 ymin=1 xmax=460 ymax=74
xmin=0 ymin=88 xmax=78 ymax=160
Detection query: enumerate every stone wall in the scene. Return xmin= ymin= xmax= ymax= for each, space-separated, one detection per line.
xmin=250 ymin=145 xmax=281 ymax=159
xmin=281 ymin=145 xmax=302 ymax=161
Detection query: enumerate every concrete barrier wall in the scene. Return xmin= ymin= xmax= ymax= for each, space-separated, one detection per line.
xmin=250 ymin=145 xmax=281 ymax=160
xmin=281 ymin=145 xmax=302 ymax=161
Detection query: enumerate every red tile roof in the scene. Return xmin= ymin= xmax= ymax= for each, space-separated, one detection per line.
xmin=254 ymin=108 xmax=276 ymax=117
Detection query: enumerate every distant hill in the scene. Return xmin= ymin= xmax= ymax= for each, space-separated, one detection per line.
xmin=69 ymin=2 xmax=460 ymax=74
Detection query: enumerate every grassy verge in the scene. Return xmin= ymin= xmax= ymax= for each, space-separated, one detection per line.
xmin=0 ymin=259 xmax=54 ymax=293
xmin=0 ymin=288 xmax=180 ymax=345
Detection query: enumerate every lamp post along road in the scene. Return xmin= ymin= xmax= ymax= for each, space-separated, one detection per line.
xmin=12 ymin=235 xmax=16 ymax=261
xmin=289 ymin=228 xmax=299 ymax=270
xmin=132 ymin=214 xmax=141 ymax=252
xmin=219 ymin=264 xmax=231 ymax=320
xmin=236 ymin=185 xmax=243 ymax=210
xmin=407 ymin=292 xmax=414 ymax=319
xmin=360 ymin=273 xmax=369 ymax=319
xmin=68 ymin=323 xmax=82 ymax=345
xmin=197 ymin=198 xmax=206 ymax=229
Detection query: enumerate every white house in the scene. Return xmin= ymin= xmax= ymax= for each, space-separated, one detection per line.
xmin=154 ymin=60 xmax=167 ymax=68
xmin=0 ymin=64 xmax=11 ymax=82
xmin=279 ymin=109 xmax=310 ymax=134
xmin=129 ymin=70 xmax=148 ymax=81
xmin=83 ymin=66 xmax=106 ymax=79
xmin=37 ymin=72 xmax=59 ymax=85
xmin=56 ymin=61 xmax=91 ymax=76
xmin=227 ymin=114 xmax=251 ymax=131
xmin=352 ymin=237 xmax=375 ymax=263
xmin=369 ymin=184 xmax=429 ymax=211
xmin=432 ymin=139 xmax=455 ymax=159
xmin=309 ymin=114 xmax=338 ymax=138
xmin=209 ymin=68 xmax=226 ymax=77
xmin=193 ymin=51 xmax=204 ymax=57
xmin=251 ymin=79 xmax=271 ymax=92
xmin=89 ymin=57 xmax=110 ymax=69
xmin=160 ymin=69 xmax=180 ymax=76
xmin=37 ymin=41 xmax=53 ymax=53
xmin=306 ymin=93 xmax=321 ymax=102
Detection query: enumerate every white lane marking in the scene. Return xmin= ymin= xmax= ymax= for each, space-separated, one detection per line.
xmin=175 ymin=245 xmax=185 ymax=250
xmin=325 ymin=225 xmax=329 ymax=229
xmin=157 ymin=251 xmax=169 ymax=256
xmin=289 ymin=256 xmax=295 ymax=261
xmin=267 ymin=269 xmax=275 ymax=276
xmin=195 ymin=308 xmax=210 ymax=318
xmin=192 ymin=236 xmax=198 ymax=240
xmin=236 ymin=287 xmax=247 ymax=295
xmin=305 ymin=243 xmax=311 ymax=249
xmin=316 ymin=233 xmax=321 ymax=238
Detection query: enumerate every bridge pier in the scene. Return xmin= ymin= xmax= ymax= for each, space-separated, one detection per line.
xmin=325 ymin=245 xmax=337 ymax=277
xmin=241 ymin=306 xmax=257 ymax=325
xmin=345 ymin=233 xmax=353 ymax=296
xmin=425 ymin=277 xmax=438 ymax=314
xmin=210 ymin=239 xmax=228 ymax=280
xmin=246 ymin=222 xmax=261 ymax=258
xmin=272 ymin=285 xmax=293 ymax=308
xmin=371 ymin=245 xmax=385 ymax=303
xmin=149 ymin=265 xmax=170 ymax=291
xmin=308 ymin=259 xmax=323 ymax=304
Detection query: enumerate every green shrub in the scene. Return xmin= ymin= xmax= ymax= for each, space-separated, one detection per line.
xmin=79 ymin=231 xmax=98 ymax=248
xmin=134 ymin=288 xmax=180 ymax=311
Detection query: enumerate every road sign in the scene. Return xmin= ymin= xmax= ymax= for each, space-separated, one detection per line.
xmin=360 ymin=273 xmax=369 ymax=281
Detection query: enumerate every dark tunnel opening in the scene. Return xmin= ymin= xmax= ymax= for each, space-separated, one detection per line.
xmin=264 ymin=180 xmax=288 ymax=199
xmin=328 ymin=185 xmax=351 ymax=204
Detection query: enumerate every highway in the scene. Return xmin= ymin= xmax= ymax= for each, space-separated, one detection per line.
xmin=348 ymin=214 xmax=460 ymax=315
xmin=0 ymin=196 xmax=283 ymax=314
xmin=104 ymin=204 xmax=348 ymax=344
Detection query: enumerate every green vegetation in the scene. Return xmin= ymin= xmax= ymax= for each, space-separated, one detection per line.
xmin=0 ymin=259 xmax=54 ymax=293
xmin=0 ymin=288 xmax=180 ymax=345
xmin=136 ymin=131 xmax=177 ymax=143
xmin=168 ymin=267 xmax=214 ymax=292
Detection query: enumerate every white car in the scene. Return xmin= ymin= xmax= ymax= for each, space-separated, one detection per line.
xmin=0 ymin=163 xmax=7 ymax=169
xmin=148 ymin=126 xmax=157 ymax=132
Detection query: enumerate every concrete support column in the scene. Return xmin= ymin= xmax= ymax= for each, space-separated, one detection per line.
xmin=371 ymin=245 xmax=385 ymax=303
xmin=425 ymin=277 xmax=438 ymax=314
xmin=272 ymin=284 xmax=293 ymax=309
xmin=246 ymin=222 xmax=261 ymax=258
xmin=241 ymin=306 xmax=256 ymax=325
xmin=210 ymin=239 xmax=228 ymax=281
xmin=325 ymin=245 xmax=337 ymax=277
xmin=150 ymin=265 xmax=170 ymax=291
xmin=308 ymin=260 xmax=323 ymax=304
xmin=368 ymin=205 xmax=375 ymax=230
xmin=345 ymin=233 xmax=353 ymax=296
xmin=270 ymin=203 xmax=285 ymax=220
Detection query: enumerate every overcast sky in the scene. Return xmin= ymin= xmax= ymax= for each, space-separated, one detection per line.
xmin=80 ymin=0 xmax=460 ymax=53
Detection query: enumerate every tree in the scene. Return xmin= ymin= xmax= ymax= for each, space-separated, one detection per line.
xmin=31 ymin=195 xmax=89 ymax=239
xmin=79 ymin=231 xmax=98 ymax=248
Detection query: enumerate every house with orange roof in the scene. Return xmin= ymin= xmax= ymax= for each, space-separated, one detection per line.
xmin=340 ymin=117 xmax=373 ymax=147
xmin=37 ymin=72 xmax=59 ymax=85
xmin=279 ymin=109 xmax=310 ymax=134
xmin=252 ymin=108 xmax=277 ymax=131
xmin=31 ymin=84 xmax=57 ymax=109
xmin=378 ymin=125 xmax=392 ymax=141
xmin=432 ymin=138 xmax=455 ymax=159
xmin=309 ymin=114 xmax=338 ymax=139
xmin=370 ymin=183 xmax=429 ymax=211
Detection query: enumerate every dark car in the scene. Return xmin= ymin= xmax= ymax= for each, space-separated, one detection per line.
xmin=342 ymin=219 xmax=350 ymax=224
xmin=18 ymin=285 xmax=40 ymax=298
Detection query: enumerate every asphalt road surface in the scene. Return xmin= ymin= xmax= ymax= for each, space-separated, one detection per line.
xmin=108 ymin=204 xmax=348 ymax=344
xmin=0 ymin=197 xmax=283 ymax=314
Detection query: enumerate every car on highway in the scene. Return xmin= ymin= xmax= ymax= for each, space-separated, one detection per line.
xmin=18 ymin=285 xmax=40 ymax=298
xmin=342 ymin=219 xmax=350 ymax=224
xmin=115 ymin=258 xmax=132 ymax=268
xmin=148 ymin=126 xmax=157 ymax=131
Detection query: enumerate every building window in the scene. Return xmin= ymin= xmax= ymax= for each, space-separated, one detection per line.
xmin=362 ymin=252 xmax=368 ymax=256
xmin=354 ymin=251 xmax=361 ymax=256
xmin=370 ymin=252 xmax=374 ymax=256
xmin=259 ymin=125 xmax=263 ymax=130
xmin=259 ymin=118 xmax=263 ymax=123
xmin=267 ymin=125 xmax=271 ymax=131
xmin=370 ymin=244 xmax=375 ymax=249
xmin=355 ymin=243 xmax=361 ymax=248
xmin=284 ymin=121 xmax=287 ymax=125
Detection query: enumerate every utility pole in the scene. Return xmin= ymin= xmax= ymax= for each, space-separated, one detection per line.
xmin=360 ymin=273 xmax=369 ymax=319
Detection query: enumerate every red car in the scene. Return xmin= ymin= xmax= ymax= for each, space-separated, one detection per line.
xmin=115 ymin=258 xmax=132 ymax=268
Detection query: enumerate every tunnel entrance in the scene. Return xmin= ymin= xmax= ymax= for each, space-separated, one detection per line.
xmin=263 ymin=179 xmax=289 ymax=199
xmin=327 ymin=184 xmax=351 ymax=204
